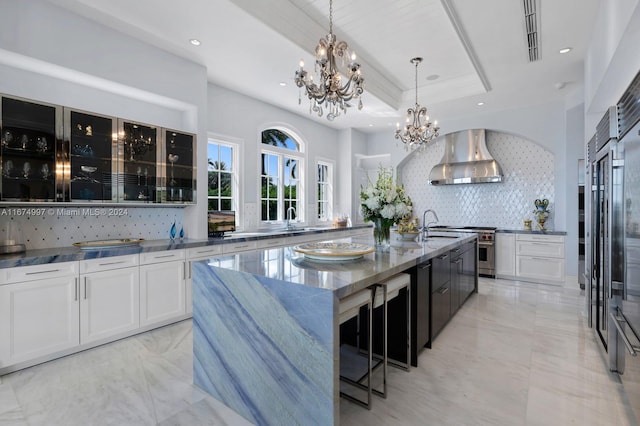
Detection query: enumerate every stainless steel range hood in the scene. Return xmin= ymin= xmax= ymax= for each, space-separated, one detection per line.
xmin=429 ymin=129 xmax=503 ymax=185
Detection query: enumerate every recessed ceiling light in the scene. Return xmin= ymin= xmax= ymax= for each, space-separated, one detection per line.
xmin=559 ymin=47 xmax=572 ymax=54
xmin=477 ymin=102 xmax=485 ymax=106
xmin=279 ymin=82 xmax=287 ymax=87
xmin=426 ymin=74 xmax=440 ymax=81
xmin=368 ymin=124 xmax=374 ymax=127
xmin=189 ymin=39 xmax=201 ymax=46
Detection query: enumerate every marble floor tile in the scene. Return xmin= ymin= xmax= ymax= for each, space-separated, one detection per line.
xmin=0 ymin=277 xmax=637 ymax=426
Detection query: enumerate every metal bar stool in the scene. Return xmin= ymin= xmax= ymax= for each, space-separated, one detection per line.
xmin=338 ymin=287 xmax=374 ymax=409
xmin=372 ymin=272 xmax=411 ymax=399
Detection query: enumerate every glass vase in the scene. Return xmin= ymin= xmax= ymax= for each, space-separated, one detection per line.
xmin=372 ymin=218 xmax=391 ymax=249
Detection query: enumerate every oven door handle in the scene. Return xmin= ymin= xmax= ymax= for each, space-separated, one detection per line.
xmin=478 ymin=241 xmax=494 ymax=247
xmin=610 ymin=309 xmax=640 ymax=357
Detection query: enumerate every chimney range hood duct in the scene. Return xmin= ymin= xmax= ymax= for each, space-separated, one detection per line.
xmin=429 ymin=129 xmax=503 ymax=185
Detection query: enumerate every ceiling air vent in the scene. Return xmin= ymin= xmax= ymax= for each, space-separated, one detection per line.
xmin=595 ymin=106 xmax=618 ymax=152
xmin=617 ymin=69 xmax=640 ymax=139
xmin=523 ymin=0 xmax=540 ymax=62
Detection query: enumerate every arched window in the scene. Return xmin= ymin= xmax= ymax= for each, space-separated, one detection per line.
xmin=260 ymin=128 xmax=304 ymax=223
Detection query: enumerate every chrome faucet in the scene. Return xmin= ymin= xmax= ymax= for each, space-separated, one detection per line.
xmin=422 ymin=209 xmax=439 ymax=239
xmin=286 ymin=206 xmax=297 ymax=230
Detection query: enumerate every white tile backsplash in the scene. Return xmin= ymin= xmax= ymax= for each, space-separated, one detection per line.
xmin=400 ymin=131 xmax=555 ymax=229
xmin=0 ymin=206 xmax=185 ymax=250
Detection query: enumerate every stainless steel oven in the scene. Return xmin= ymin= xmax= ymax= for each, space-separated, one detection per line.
xmin=430 ymin=226 xmax=496 ymax=277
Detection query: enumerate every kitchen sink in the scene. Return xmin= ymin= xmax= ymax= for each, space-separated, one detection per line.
xmin=425 ymin=235 xmax=459 ymax=239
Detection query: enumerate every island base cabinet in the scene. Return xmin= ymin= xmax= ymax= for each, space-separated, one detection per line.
xmin=0 ymin=277 xmax=80 ymax=367
xmin=431 ymin=282 xmax=451 ymax=340
xmin=80 ymin=267 xmax=140 ymax=344
xmin=139 ymin=261 xmax=186 ymax=327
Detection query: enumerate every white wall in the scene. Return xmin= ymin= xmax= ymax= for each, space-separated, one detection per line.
xmin=366 ymin=100 xmax=581 ymax=278
xmin=584 ymin=0 xmax=640 ymax=126
xmin=0 ymin=0 xmax=209 ymax=241
xmin=207 ymin=83 xmax=342 ymax=229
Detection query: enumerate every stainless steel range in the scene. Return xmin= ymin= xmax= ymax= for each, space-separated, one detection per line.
xmin=430 ymin=226 xmax=496 ymax=277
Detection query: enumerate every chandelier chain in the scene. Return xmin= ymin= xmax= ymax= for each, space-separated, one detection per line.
xmin=329 ymin=0 xmax=333 ymax=35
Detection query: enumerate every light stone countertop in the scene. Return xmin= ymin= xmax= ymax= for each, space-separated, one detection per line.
xmin=194 ymin=232 xmax=477 ymax=299
xmin=497 ymin=228 xmax=567 ymax=235
xmin=0 ymin=225 xmax=371 ymax=269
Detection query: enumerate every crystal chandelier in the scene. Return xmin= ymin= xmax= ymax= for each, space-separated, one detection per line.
xmin=294 ymin=0 xmax=364 ymax=121
xmin=395 ymin=57 xmax=439 ymax=150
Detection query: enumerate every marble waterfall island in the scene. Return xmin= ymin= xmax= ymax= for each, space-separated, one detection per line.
xmin=192 ymin=234 xmax=475 ymax=425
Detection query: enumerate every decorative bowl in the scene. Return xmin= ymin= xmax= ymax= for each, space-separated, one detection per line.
xmin=397 ymin=231 xmax=420 ymax=241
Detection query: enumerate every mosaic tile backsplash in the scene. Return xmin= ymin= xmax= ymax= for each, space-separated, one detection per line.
xmin=400 ymin=131 xmax=555 ymax=229
xmin=0 ymin=206 xmax=185 ymax=250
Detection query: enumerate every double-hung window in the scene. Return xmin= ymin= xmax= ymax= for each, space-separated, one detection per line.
xmin=207 ymin=139 xmax=237 ymax=212
xmin=261 ymin=129 xmax=304 ymax=223
xmin=317 ymin=161 xmax=333 ymax=222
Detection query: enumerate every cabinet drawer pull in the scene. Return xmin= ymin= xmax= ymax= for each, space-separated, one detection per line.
xmin=419 ymin=264 xmax=431 ymax=270
xmin=195 ymin=249 xmax=216 ymax=254
xmin=98 ymin=261 xmax=127 ymax=266
xmin=531 ymin=257 xmax=551 ymax=261
xmin=452 ymin=248 xmax=461 ymax=253
xmin=454 ymin=259 xmax=462 ymax=264
xmin=438 ymin=254 xmax=449 ymax=260
xmin=152 ymin=254 xmax=177 ymax=259
xmin=74 ymin=278 xmax=78 ymax=301
xmin=439 ymin=286 xmax=449 ymax=294
xmin=25 ymin=269 xmax=60 ymax=275
xmin=188 ymin=261 xmax=192 ymax=279
xmin=84 ymin=277 xmax=87 ymax=300
xmin=233 ymin=245 xmax=249 ymax=249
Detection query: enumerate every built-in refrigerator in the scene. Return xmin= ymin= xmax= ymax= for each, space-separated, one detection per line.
xmin=608 ymin=72 xmax=640 ymax=425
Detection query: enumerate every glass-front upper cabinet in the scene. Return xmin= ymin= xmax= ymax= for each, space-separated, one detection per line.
xmin=118 ymin=120 xmax=158 ymax=203
xmin=1 ymin=96 xmax=61 ymax=201
xmin=65 ymin=109 xmax=117 ymax=202
xmin=162 ymin=129 xmax=195 ymax=203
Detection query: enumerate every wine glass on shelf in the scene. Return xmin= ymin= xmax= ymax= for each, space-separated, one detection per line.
xmin=41 ymin=163 xmax=50 ymax=180
xmin=168 ymin=154 xmax=179 ymax=186
xmin=22 ymin=162 xmax=31 ymax=178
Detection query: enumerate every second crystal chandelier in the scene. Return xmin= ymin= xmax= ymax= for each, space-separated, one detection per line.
xmin=294 ymin=0 xmax=365 ymax=121
xmin=395 ymin=57 xmax=439 ymax=150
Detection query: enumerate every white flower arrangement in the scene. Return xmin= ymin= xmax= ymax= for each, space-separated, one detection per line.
xmin=360 ymin=166 xmax=413 ymax=227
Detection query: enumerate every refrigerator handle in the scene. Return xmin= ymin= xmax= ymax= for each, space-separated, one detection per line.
xmin=610 ymin=309 xmax=639 ymax=357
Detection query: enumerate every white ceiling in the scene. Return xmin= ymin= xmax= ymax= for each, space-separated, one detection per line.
xmin=46 ymin=0 xmax=599 ymax=133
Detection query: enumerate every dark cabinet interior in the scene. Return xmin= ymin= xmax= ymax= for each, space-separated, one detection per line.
xmin=1 ymin=97 xmax=58 ymax=201
xmin=1 ymin=93 xmax=196 ymax=204
xmin=122 ymin=122 xmax=158 ymax=202
xmin=164 ymin=130 xmax=194 ymax=203
xmin=68 ymin=110 xmax=115 ymax=201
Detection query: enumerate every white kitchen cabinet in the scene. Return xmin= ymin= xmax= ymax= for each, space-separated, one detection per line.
xmin=516 ymin=234 xmax=565 ymax=284
xmin=0 ymin=261 xmax=79 ymax=368
xmin=186 ymin=245 xmax=223 ymax=314
xmin=496 ymin=233 xmax=516 ymax=277
xmin=223 ymin=240 xmax=258 ymax=254
xmin=79 ymin=255 xmax=140 ymax=344
xmin=256 ymin=237 xmax=289 ymax=249
xmin=139 ymin=249 xmax=186 ymax=326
